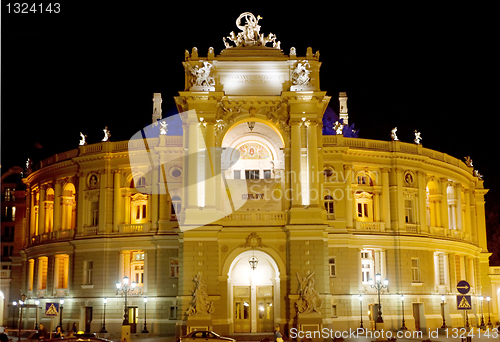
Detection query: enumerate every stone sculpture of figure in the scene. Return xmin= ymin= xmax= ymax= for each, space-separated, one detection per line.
xmin=224 ymin=12 xmax=280 ymax=49
xmin=291 ymin=61 xmax=311 ymax=86
xmin=79 ymin=132 xmax=87 ymax=146
xmin=290 ymin=47 xmax=297 ymax=56
xmin=186 ymin=274 xmax=214 ymax=316
xmin=464 ymin=156 xmax=473 ymax=167
xmin=334 ymin=120 xmax=344 ymax=135
xmin=391 ymin=127 xmax=398 ymax=141
xmin=159 ymin=121 xmax=168 ymax=135
xmin=414 ymin=130 xmax=422 ymax=144
xmin=187 ymin=61 xmax=215 ymax=88
xmin=102 ymin=126 xmax=111 ymax=142
xmin=295 ymin=272 xmax=322 ymax=314
xmin=474 ymin=169 xmax=484 ymax=180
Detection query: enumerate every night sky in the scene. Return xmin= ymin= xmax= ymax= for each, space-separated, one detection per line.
xmin=2 ymin=4 xmax=499 ymax=248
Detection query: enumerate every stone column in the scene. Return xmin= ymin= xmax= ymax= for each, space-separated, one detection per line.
xmin=290 ymin=120 xmax=302 ymax=208
xmin=440 ymin=179 xmax=449 ymax=230
xmin=187 ymin=117 xmax=199 ymax=210
xmin=456 ymin=184 xmax=463 ymax=231
xmin=204 ymin=121 xmax=216 ymax=210
xmin=417 ymin=171 xmax=427 ymax=233
xmin=53 ymin=179 xmax=62 ymax=231
xmin=306 ymin=120 xmax=320 ymax=207
xmin=373 ymin=190 xmax=381 ymax=222
xmin=345 ymin=165 xmax=354 ymax=229
xmin=475 ymin=189 xmax=488 ymax=251
xmin=113 ymin=170 xmax=122 ymax=233
xmin=38 ymin=184 xmax=46 ymax=235
xmin=381 ymin=168 xmax=391 ymax=230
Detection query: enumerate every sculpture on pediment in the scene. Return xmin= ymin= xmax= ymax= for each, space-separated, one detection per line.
xmin=464 ymin=156 xmax=473 ymax=167
xmin=390 ymin=127 xmax=398 ymax=141
xmin=291 ymin=61 xmax=311 ymax=86
xmin=186 ymin=274 xmax=214 ymax=316
xmin=295 ymin=272 xmax=322 ymax=314
xmin=102 ymin=126 xmax=111 ymax=142
xmin=159 ymin=120 xmax=168 ymax=135
xmin=414 ymin=130 xmax=422 ymax=144
xmin=186 ymin=61 xmax=215 ymax=89
xmin=223 ymin=12 xmax=281 ymax=49
xmin=79 ymin=132 xmax=87 ymax=146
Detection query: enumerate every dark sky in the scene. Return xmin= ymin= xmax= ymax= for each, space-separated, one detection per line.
xmin=2 ymin=4 xmax=498 ymax=205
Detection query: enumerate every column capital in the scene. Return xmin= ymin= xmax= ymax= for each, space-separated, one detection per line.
xmin=381 ymin=167 xmax=391 ymax=173
xmin=54 ymin=179 xmax=64 ymax=185
xmin=112 ymin=169 xmax=122 ymax=175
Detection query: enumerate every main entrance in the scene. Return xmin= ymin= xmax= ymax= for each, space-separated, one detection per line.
xmin=229 ymin=250 xmax=280 ymax=333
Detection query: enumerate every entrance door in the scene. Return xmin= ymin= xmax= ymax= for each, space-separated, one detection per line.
xmin=413 ymin=303 xmax=425 ymax=331
xmin=128 ymin=307 xmax=138 ymax=333
xmin=234 ymin=286 xmax=251 ymax=333
xmin=256 ymin=286 xmax=274 ymax=332
xmin=85 ymin=307 xmax=92 ymax=333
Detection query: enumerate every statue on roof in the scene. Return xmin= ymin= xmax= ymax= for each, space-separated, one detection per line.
xmin=291 ymin=61 xmax=311 ymax=86
xmin=414 ymin=130 xmax=422 ymax=144
xmin=79 ymin=132 xmax=87 ymax=146
xmin=102 ymin=126 xmax=111 ymax=142
xmin=186 ymin=61 xmax=215 ymax=90
xmin=391 ymin=127 xmax=398 ymax=141
xmin=224 ymin=12 xmax=281 ymax=49
xmin=464 ymin=156 xmax=473 ymax=167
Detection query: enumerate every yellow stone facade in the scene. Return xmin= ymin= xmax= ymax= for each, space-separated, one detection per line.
xmin=15 ymin=12 xmax=494 ymax=338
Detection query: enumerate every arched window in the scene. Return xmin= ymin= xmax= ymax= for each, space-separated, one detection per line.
xmin=61 ymin=183 xmax=76 ymax=230
xmin=130 ymin=193 xmax=148 ymax=223
xmin=426 ymin=180 xmax=439 ymax=228
xmin=171 ymin=196 xmax=181 ymax=220
xmin=447 ymin=184 xmax=457 ymax=230
xmin=131 ymin=176 xmax=147 ymax=188
xmin=355 ymin=192 xmax=373 ymax=221
xmin=324 ymin=195 xmax=334 ymax=220
xmin=357 ymin=173 xmax=373 ymax=186
xmin=45 ymin=188 xmax=54 ymax=232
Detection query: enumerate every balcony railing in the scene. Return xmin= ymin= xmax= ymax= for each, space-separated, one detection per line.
xmin=119 ymin=223 xmax=151 ymax=234
xmin=217 ymin=210 xmax=287 ymax=226
xmin=354 ymin=221 xmax=384 ymax=232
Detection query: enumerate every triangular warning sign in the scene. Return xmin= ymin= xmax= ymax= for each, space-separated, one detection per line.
xmin=46 ymin=304 xmax=59 ymax=315
xmin=458 ymin=296 xmax=471 ymax=308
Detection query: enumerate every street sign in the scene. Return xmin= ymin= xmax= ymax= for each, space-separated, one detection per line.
xmin=45 ymin=302 xmax=59 ymax=316
xmin=457 ymin=295 xmax=472 ymax=310
xmin=456 ymin=280 xmax=470 ymax=294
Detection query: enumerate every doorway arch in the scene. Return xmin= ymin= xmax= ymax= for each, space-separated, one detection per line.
xmin=227 ymin=250 xmax=281 ymax=333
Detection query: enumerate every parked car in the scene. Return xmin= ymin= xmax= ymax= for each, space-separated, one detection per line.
xmin=179 ymin=331 xmax=236 ymax=342
xmin=4 ymin=329 xmax=38 ymax=342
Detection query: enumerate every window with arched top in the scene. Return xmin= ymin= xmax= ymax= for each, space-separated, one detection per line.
xmin=45 ymin=188 xmax=54 ymax=232
xmin=130 ymin=193 xmax=148 ymax=223
xmin=447 ymin=184 xmax=458 ymax=230
xmin=357 ymin=173 xmax=373 ymax=186
xmin=131 ymin=176 xmax=147 ymax=188
xmin=355 ymin=192 xmax=373 ymax=221
xmin=426 ymin=180 xmax=439 ymax=228
xmin=171 ymin=196 xmax=181 ymax=220
xmin=61 ymin=183 xmax=76 ymax=230
xmin=324 ymin=195 xmax=335 ymax=220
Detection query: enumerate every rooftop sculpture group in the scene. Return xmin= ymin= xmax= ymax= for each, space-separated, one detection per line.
xmin=223 ymin=12 xmax=280 ymax=49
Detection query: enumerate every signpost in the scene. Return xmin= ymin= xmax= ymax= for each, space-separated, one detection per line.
xmin=45 ymin=303 xmax=59 ymax=339
xmin=456 ymin=281 xmax=472 ymax=342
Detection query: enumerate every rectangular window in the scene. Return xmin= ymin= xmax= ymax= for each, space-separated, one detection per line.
xmin=405 ymin=200 xmax=414 ymax=223
xmin=234 ymin=170 xmax=241 ymax=179
xmin=28 ymin=259 xmax=35 ymax=291
xmin=84 ymin=261 xmax=93 ymax=285
xmin=331 ymin=305 xmax=338 ymax=318
xmin=170 ymin=258 xmax=179 ymax=278
xmin=169 ymin=305 xmax=177 ymax=319
xmin=245 ymin=170 xmax=259 ymax=179
xmin=263 ymin=170 xmax=271 ymax=179
xmin=361 ymin=250 xmax=374 ymax=284
xmin=329 ymin=257 xmax=336 ymax=277
xmin=91 ymin=201 xmax=99 ymax=226
xmin=38 ymin=256 xmax=48 ymax=290
xmin=54 ymin=254 xmax=69 ymax=289
xmin=411 ymin=258 xmax=420 ymax=282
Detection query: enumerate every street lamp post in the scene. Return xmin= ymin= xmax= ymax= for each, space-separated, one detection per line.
xmin=34 ymin=300 xmax=40 ymax=329
xmin=486 ymin=296 xmax=492 ymax=328
xmin=16 ymin=294 xmax=26 ymax=342
xmin=440 ymin=295 xmax=447 ymax=329
xmin=369 ymin=273 xmax=388 ymax=329
xmin=358 ymin=295 xmax=363 ymax=329
xmin=59 ymin=299 xmax=65 ymax=329
xmin=479 ymin=296 xmax=486 ymax=330
xmin=400 ymin=294 xmax=407 ymax=330
xmin=116 ymin=276 xmax=136 ymax=325
xmin=142 ymin=297 xmax=149 ymax=333
xmin=100 ymin=298 xmax=108 ymax=333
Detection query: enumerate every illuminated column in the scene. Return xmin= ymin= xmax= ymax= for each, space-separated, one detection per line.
xmin=151 ymin=167 xmax=159 ymax=231
xmin=455 ymin=184 xmax=463 ymax=231
xmin=381 ymin=168 xmax=391 ymax=230
xmin=417 ymin=171 xmax=427 ymax=232
xmin=475 ymin=189 xmax=488 ymax=250
xmin=440 ymin=179 xmax=449 ymax=230
xmin=113 ymin=170 xmax=122 ymax=233
xmin=373 ymin=190 xmax=381 ymax=222
xmin=28 ymin=187 xmax=35 ymax=237
xmin=204 ymin=121 xmax=216 ymax=210
xmin=290 ymin=120 xmax=302 ymax=208
xmin=53 ymin=180 xmax=62 ymax=231
xmin=306 ymin=120 xmax=320 ymax=207
xmin=345 ymin=165 xmax=353 ymax=229
xmin=38 ymin=184 xmax=46 ymax=235
xmin=464 ymin=188 xmax=472 ymax=238
xmin=186 ymin=114 xmax=199 ymax=210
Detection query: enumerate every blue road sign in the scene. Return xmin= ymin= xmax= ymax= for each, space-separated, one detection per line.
xmin=45 ymin=302 xmax=59 ymax=316
xmin=457 ymin=280 xmax=470 ymax=294
xmin=457 ymin=295 xmax=472 ymax=310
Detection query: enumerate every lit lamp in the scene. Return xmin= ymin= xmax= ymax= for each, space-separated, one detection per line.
xmin=116 ymin=276 xmax=136 ymax=325
xmin=142 ymin=297 xmax=149 ymax=333
xmin=358 ymin=295 xmax=364 ymax=329
xmin=100 ymin=297 xmax=108 ymax=333
xmin=479 ymin=296 xmax=486 ymax=330
xmin=249 ymin=256 xmax=258 ymax=270
xmin=247 ymin=121 xmax=255 ymax=132
xmin=400 ymin=295 xmax=407 ymax=330
xmin=440 ymin=295 xmax=447 ymax=329
xmin=369 ymin=273 xmax=388 ymax=328
xmin=59 ymin=299 xmax=65 ymax=328
xmin=486 ymin=296 xmax=492 ymax=328
xmin=34 ymin=300 xmax=40 ymax=329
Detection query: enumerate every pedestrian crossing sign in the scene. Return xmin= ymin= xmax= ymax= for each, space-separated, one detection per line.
xmin=457 ymin=295 xmax=471 ymax=310
xmin=45 ymin=302 xmax=59 ymax=316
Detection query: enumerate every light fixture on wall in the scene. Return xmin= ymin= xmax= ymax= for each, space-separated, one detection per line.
xmin=247 ymin=121 xmax=255 ymax=131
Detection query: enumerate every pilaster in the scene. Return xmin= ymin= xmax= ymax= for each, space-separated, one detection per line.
xmin=53 ymin=179 xmax=62 ymax=231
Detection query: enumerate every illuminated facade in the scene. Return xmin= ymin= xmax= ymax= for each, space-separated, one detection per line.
xmin=10 ymin=12 xmax=495 ymax=338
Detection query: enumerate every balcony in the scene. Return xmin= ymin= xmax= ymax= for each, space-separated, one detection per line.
xmin=29 ymin=229 xmax=75 ymax=245
xmin=217 ymin=210 xmax=287 ymax=226
xmin=119 ymin=223 xmax=151 ymax=234
xmin=354 ymin=221 xmax=384 ymax=232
